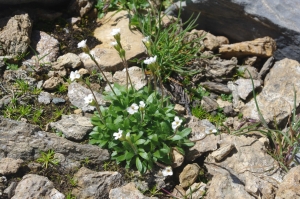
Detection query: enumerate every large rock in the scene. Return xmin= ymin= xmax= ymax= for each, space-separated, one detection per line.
xmin=72 ymin=167 xmax=122 ymax=199
xmin=276 ymin=165 xmax=300 ymax=199
xmin=80 ymin=11 xmax=146 ymax=72
xmin=241 ymin=59 xmax=300 ymax=127
xmin=12 ymin=174 xmax=64 ymax=199
xmin=205 ymin=134 xmax=283 ymax=198
xmin=0 ymin=116 xmax=109 ymax=166
xmin=0 ymin=13 xmax=32 ymax=56
xmin=166 ymin=0 xmax=300 ymax=62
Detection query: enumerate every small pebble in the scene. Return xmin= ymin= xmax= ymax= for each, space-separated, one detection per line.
xmin=52 ymin=98 xmax=66 ymax=104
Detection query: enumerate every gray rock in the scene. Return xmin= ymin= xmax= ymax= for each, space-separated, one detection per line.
xmin=185 ymin=182 xmax=206 ymax=199
xmin=166 ymin=0 xmax=300 ymax=62
xmin=200 ymin=81 xmax=231 ymax=94
xmin=68 ymin=0 xmax=95 ymax=17
xmin=52 ymin=97 xmax=66 ymax=105
xmin=68 ymin=82 xmax=108 ymax=112
xmin=276 ymin=165 xmax=300 ymax=199
xmin=258 ymin=56 xmax=275 ymax=81
xmin=38 ymin=91 xmax=52 ymax=104
xmin=109 ymin=182 xmax=158 ymax=199
xmin=204 ymin=57 xmax=237 ymax=80
xmin=0 ymin=116 xmax=110 ymax=166
xmin=241 ymin=59 xmax=300 ymax=127
xmin=0 ymin=95 xmax=12 ymax=108
xmin=52 ymin=53 xmax=82 ymax=70
xmin=3 ymin=181 xmax=17 ymax=198
xmin=186 ymin=116 xmax=216 ymax=142
xmin=11 ymin=174 xmax=64 ymax=199
xmin=23 ymin=31 xmax=60 ymax=67
xmin=201 ymin=96 xmax=219 ymax=112
xmin=234 ymin=78 xmax=261 ymax=100
xmin=238 ymin=65 xmax=259 ymax=79
xmin=205 ymin=134 xmax=283 ymax=198
xmin=72 ymin=167 xmax=122 ymax=199
xmin=0 ymin=176 xmax=7 ymax=197
xmin=49 ymin=114 xmax=93 ymax=141
xmin=53 ymin=153 xmax=81 ymax=172
xmin=0 ymin=14 xmax=32 ymax=57
xmin=0 ymin=158 xmax=23 ymax=175
xmin=3 ymin=69 xmax=36 ymax=85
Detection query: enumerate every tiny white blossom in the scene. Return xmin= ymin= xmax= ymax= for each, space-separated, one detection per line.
xmin=172 ymin=116 xmax=182 ymax=130
xmin=113 ymin=129 xmax=123 ymax=140
xmin=212 ymin=129 xmax=218 ymax=133
xmin=111 ymin=28 xmax=120 ymax=36
xmin=111 ymin=41 xmax=118 ymax=46
xmin=77 ymin=39 xmax=87 ymax=48
xmin=84 ymin=94 xmax=93 ymax=104
xmin=144 ymin=55 xmax=157 ymax=65
xmin=70 ymin=70 xmax=81 ymax=81
xmin=139 ymin=101 xmax=145 ymax=108
xmin=142 ymin=36 xmax=150 ymax=42
xmin=127 ymin=103 xmax=139 ymax=114
xmin=162 ymin=166 xmax=173 ymax=176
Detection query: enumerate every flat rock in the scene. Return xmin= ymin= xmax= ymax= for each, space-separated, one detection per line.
xmin=241 ymin=58 xmax=300 ymax=127
xmin=38 ymin=91 xmax=52 ymax=104
xmin=0 ymin=116 xmax=109 ymax=166
xmin=11 ymin=174 xmax=64 ymax=199
xmin=68 ymin=82 xmax=108 ymax=112
xmin=0 ymin=158 xmax=23 ymax=175
xmin=200 ymin=81 xmax=231 ymax=94
xmin=276 ymin=165 xmax=300 ymax=199
xmin=219 ymin=37 xmax=276 ymax=58
xmin=109 ymin=182 xmax=158 ymax=199
xmin=166 ymin=0 xmax=300 ymax=62
xmin=0 ymin=14 xmax=32 ymax=56
xmin=72 ymin=167 xmax=122 ymax=199
xmin=205 ymin=134 xmax=283 ymax=198
xmin=42 ymin=76 xmax=64 ymax=91
xmin=49 ymin=114 xmax=93 ymax=141
xmin=204 ymin=57 xmax=237 ymax=80
xmin=232 ymin=78 xmax=261 ymax=100
xmin=52 ymin=53 xmax=82 ymax=70
xmin=179 ymin=164 xmax=200 ymax=188
xmin=80 ymin=11 xmax=146 ymax=72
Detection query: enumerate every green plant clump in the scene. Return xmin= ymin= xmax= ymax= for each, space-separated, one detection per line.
xmin=192 ymin=106 xmax=226 ymax=126
xmin=89 ymin=84 xmax=194 ymax=174
xmin=37 ymin=149 xmax=60 ymax=169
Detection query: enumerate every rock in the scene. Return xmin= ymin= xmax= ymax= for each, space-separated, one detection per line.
xmin=171 ymin=149 xmax=184 ymax=168
xmin=166 ymin=0 xmax=300 ymax=62
xmin=68 ymin=82 xmax=108 ymax=112
xmin=205 ymin=134 xmax=283 ymax=198
xmin=171 ymin=185 xmax=186 ymax=198
xmin=78 ymin=68 xmax=90 ymax=76
xmin=38 ymin=91 xmax=52 ymax=104
xmin=0 ymin=176 xmax=7 ymax=197
xmin=11 ymin=174 xmax=64 ymax=199
xmin=243 ymin=56 xmax=258 ymax=66
xmin=52 ymin=53 xmax=82 ymax=70
xmin=219 ymin=37 xmax=276 ymax=59
xmin=72 ymin=167 xmax=122 ymax=199
xmin=49 ymin=114 xmax=93 ymax=141
xmin=234 ymin=78 xmax=261 ymax=100
xmin=68 ymin=0 xmax=95 ymax=17
xmin=204 ymin=57 xmax=237 ymax=80
xmin=179 ymin=164 xmax=200 ymax=188
xmin=200 ymin=82 xmax=231 ymax=94
xmin=81 ymin=11 xmax=145 ymax=72
xmin=185 ymin=182 xmax=206 ymax=199
xmin=174 ymin=104 xmax=185 ymax=115
xmin=258 ymin=56 xmax=275 ymax=81
xmin=275 ymin=165 xmax=300 ymax=199
xmin=3 ymin=69 xmax=36 ymax=85
xmin=0 ymin=158 xmax=23 ymax=175
xmin=109 ymin=182 xmax=158 ymax=199
xmin=241 ymin=59 xmax=300 ymax=127
xmin=223 ymin=105 xmax=237 ymax=117
xmin=185 ymin=29 xmax=221 ymax=51
xmin=0 ymin=116 xmax=110 ymax=166
xmin=23 ymin=30 xmax=60 ymax=66
xmin=0 ymin=0 xmax=69 ymax=5
xmin=3 ymin=181 xmax=17 ymax=198
xmin=52 ymin=97 xmax=66 ymax=105
xmin=186 ymin=116 xmax=216 ymax=142
xmin=111 ymin=66 xmax=147 ymax=91
xmin=54 ymin=153 xmax=81 ymax=172
xmin=216 ymin=36 xmax=229 ymax=46
xmin=0 ymin=95 xmax=12 ymax=108
xmin=48 ymin=69 xmax=67 ymax=78
xmin=42 ymin=76 xmax=64 ymax=90
xmin=237 ymin=65 xmax=259 ymax=80
xmin=201 ymin=96 xmax=218 ymax=112
xmin=0 ymin=14 xmax=32 ymax=56
xmin=210 ymin=143 xmax=235 ymax=161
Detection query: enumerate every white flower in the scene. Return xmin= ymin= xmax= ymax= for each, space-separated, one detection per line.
xmin=70 ymin=70 xmax=81 ymax=81
xmin=111 ymin=41 xmax=118 ymax=46
xmin=162 ymin=166 xmax=173 ymax=176
xmin=172 ymin=116 xmax=182 ymax=130
xmin=111 ymin=28 xmax=120 ymax=36
xmin=77 ymin=40 xmax=87 ymax=48
xmin=127 ymin=103 xmax=139 ymax=114
xmin=212 ymin=129 xmax=218 ymax=133
xmin=139 ymin=101 xmax=145 ymax=108
xmin=142 ymin=36 xmax=150 ymax=42
xmin=144 ymin=55 xmax=157 ymax=65
xmin=84 ymin=94 xmax=93 ymax=104
xmin=113 ymin=129 xmax=123 ymax=140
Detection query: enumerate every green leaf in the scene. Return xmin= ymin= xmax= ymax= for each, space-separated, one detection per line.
xmin=139 ymin=152 xmax=149 ymax=160
xmin=125 ymin=151 xmax=135 ymax=160
xmin=136 ymin=157 xmax=143 ymax=173
xmin=178 ymin=128 xmax=192 ymax=137
xmin=135 ymin=139 xmax=146 ymax=145
xmin=146 ymin=92 xmax=155 ymax=104
xmin=116 ymin=154 xmax=125 ymax=162
xmin=170 ymin=135 xmax=183 ymax=141
xmin=153 ymin=150 xmax=162 ymax=158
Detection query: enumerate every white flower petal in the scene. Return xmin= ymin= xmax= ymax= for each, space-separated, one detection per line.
xmin=111 ymin=41 xmax=118 ymax=46
xmin=70 ymin=70 xmax=81 ymax=81
xmin=77 ymin=40 xmax=87 ymax=48
xmin=144 ymin=55 xmax=157 ymax=65
xmin=162 ymin=166 xmax=173 ymax=176
xmin=111 ymin=28 xmax=120 ymax=36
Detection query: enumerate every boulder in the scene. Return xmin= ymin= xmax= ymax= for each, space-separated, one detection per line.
xmin=166 ymin=0 xmax=300 ymax=62
xmin=276 ymin=165 xmax=300 ymax=199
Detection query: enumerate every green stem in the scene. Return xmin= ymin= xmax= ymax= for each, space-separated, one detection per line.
xmin=122 ymin=58 xmax=134 ymax=92
xmin=84 ymin=82 xmax=104 ymax=122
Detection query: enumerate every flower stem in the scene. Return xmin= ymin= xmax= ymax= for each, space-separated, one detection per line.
xmin=84 ymin=82 xmax=104 ymax=122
